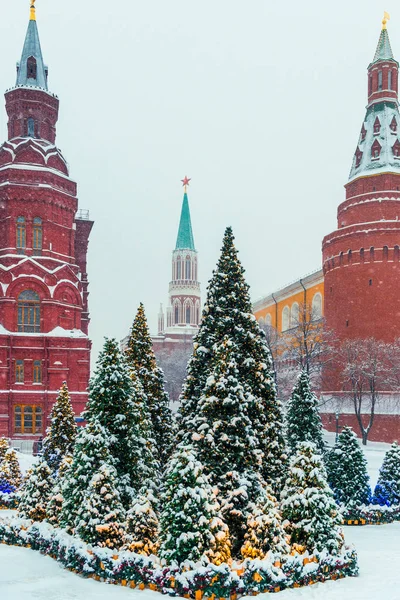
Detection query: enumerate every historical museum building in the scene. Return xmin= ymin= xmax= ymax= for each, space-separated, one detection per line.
xmin=254 ymin=21 xmax=400 ymax=442
xmin=0 ymin=5 xmax=93 ymax=442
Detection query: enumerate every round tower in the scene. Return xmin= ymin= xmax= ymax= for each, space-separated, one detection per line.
xmin=323 ymin=19 xmax=400 ymax=347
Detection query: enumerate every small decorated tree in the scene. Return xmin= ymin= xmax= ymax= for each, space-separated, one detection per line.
xmin=18 ymin=459 xmax=53 ymax=522
xmin=126 ymin=303 xmax=175 ymax=466
xmin=326 ymin=426 xmax=371 ymax=509
xmin=159 ymin=444 xmax=230 ymax=565
xmin=0 ymin=437 xmax=9 ymax=462
xmin=126 ymin=487 xmax=160 ymax=555
xmin=3 ymin=449 xmax=22 ymax=489
xmin=285 ymin=370 xmax=325 ymax=455
xmin=373 ymin=441 xmax=400 ymax=506
xmin=241 ymin=486 xmax=289 ymax=559
xmin=281 ymin=442 xmax=343 ymax=554
xmin=77 ymin=463 xmax=126 ymax=549
xmin=42 ymin=382 xmax=77 ymax=473
xmin=46 ymin=455 xmax=73 ymax=527
xmin=0 ymin=460 xmax=15 ymax=494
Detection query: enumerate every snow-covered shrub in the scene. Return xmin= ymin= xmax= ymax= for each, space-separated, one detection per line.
xmin=18 ymin=459 xmax=53 ymax=521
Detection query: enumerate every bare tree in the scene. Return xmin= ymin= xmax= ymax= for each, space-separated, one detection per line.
xmin=337 ymin=338 xmax=393 ymax=445
xmin=155 ymin=346 xmax=192 ymax=404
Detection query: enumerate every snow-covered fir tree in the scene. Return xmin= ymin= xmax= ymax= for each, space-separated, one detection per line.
xmin=46 ymin=455 xmax=73 ymax=527
xmin=0 ymin=437 xmax=8 ymax=462
xmin=42 ymin=382 xmax=76 ymax=473
xmin=126 ymin=303 xmax=174 ymax=466
xmin=60 ymin=418 xmax=116 ymax=532
xmin=241 ymin=485 xmax=289 ymax=559
xmin=0 ymin=460 xmax=15 ymax=494
xmin=3 ymin=449 xmax=22 ymax=489
xmin=373 ymin=441 xmax=400 ymax=506
xmin=178 ymin=227 xmax=287 ymax=495
xmin=19 ymin=459 xmax=53 ymax=522
xmin=126 ymin=486 xmax=160 ymax=556
xmin=285 ymin=370 xmax=325 ymax=455
xmin=325 ymin=426 xmax=371 ymax=509
xmin=77 ymin=463 xmax=126 ymax=549
xmin=159 ymin=444 xmax=231 ymax=565
xmin=281 ymin=442 xmax=343 ymax=554
xmin=85 ymin=338 xmax=157 ymax=502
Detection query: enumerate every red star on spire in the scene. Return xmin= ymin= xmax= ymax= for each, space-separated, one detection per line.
xmin=181 ymin=176 xmax=191 ymax=188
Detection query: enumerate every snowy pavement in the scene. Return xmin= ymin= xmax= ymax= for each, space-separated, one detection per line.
xmin=1 ymin=523 xmax=400 ymax=599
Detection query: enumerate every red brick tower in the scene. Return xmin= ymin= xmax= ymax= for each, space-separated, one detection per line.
xmin=0 ymin=4 xmax=93 ymax=442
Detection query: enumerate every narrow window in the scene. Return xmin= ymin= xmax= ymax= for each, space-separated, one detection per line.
xmin=33 ymin=360 xmax=42 ymax=384
xmin=282 ymin=306 xmax=290 ymax=332
xmin=355 ymin=147 xmax=362 ymax=168
xmin=27 ymin=56 xmax=37 ymax=80
xmin=18 ymin=290 xmax=41 ymax=333
xmin=373 ymin=117 xmax=381 ymax=134
xmin=346 ymin=320 xmax=349 ymax=327
xmin=369 ymin=76 xmax=372 ymax=96
xmin=393 ymin=140 xmax=400 ymax=157
xmin=383 ymin=246 xmax=389 ymax=261
xmin=186 ymin=305 xmax=191 ymax=324
xmin=312 ymin=294 xmax=323 ymax=320
xmin=361 ymin=124 xmax=367 ymax=141
xmin=378 ymin=70 xmax=383 ymax=90
xmin=369 ymin=279 xmax=373 ymax=286
xmin=16 ymin=216 xmax=26 ymax=252
xmin=389 ymin=70 xmax=392 ymax=90
xmin=360 ymin=248 xmax=365 ymax=263
xmin=33 ymin=217 xmax=42 ymax=253
xmin=185 ymin=257 xmax=191 ymax=280
xmin=27 ymin=118 xmax=35 ymax=138
xmin=174 ymin=304 xmax=179 ymax=324
xmin=176 ymin=257 xmax=181 ymax=280
xmin=15 ymin=360 xmax=24 ymax=383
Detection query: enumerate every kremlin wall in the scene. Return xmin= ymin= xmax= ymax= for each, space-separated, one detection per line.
xmin=1 ymin=5 xmax=400 ymax=444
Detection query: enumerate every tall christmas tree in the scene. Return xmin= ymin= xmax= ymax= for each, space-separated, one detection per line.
xmin=373 ymin=441 xmax=400 ymax=506
xmin=85 ymin=338 xmax=157 ymax=500
xmin=42 ymin=382 xmax=77 ymax=473
xmin=159 ymin=444 xmax=231 ymax=565
xmin=60 ymin=418 xmax=116 ymax=532
xmin=126 ymin=303 xmax=174 ymax=466
xmin=241 ymin=486 xmax=289 ymax=559
xmin=325 ymin=426 xmax=371 ymax=509
xmin=77 ymin=463 xmax=126 ymax=549
xmin=178 ymin=227 xmax=287 ymax=494
xmin=285 ymin=370 xmax=325 ymax=454
xmin=18 ymin=459 xmax=53 ymax=522
xmin=46 ymin=455 xmax=73 ymax=527
xmin=281 ymin=442 xmax=343 ymax=554
xmin=0 ymin=437 xmax=8 ymax=463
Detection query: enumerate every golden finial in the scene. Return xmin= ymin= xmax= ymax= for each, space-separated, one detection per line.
xmin=30 ymin=0 xmax=36 ymax=22
xmin=382 ymin=11 xmax=390 ymax=30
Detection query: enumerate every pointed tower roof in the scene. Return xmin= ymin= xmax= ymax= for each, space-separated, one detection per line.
xmin=16 ymin=2 xmax=48 ymax=90
xmin=175 ymin=192 xmax=195 ymax=250
xmin=372 ymin=28 xmax=395 ymax=63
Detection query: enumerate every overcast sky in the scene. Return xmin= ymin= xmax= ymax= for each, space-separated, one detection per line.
xmin=0 ymin=1 xmax=396 ymax=362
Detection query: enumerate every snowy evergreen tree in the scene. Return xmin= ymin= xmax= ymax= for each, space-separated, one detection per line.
xmin=281 ymin=442 xmax=343 ymax=554
xmin=0 ymin=460 xmax=15 ymax=494
xmin=42 ymin=382 xmax=77 ymax=473
xmin=60 ymin=419 xmax=116 ymax=532
xmin=85 ymin=338 xmax=157 ymax=501
xmin=0 ymin=437 xmax=8 ymax=463
xmin=192 ymin=337 xmax=259 ymax=484
xmin=3 ymin=449 xmax=22 ymax=489
xmin=178 ymin=227 xmax=286 ymax=494
xmin=326 ymin=426 xmax=371 ymax=509
xmin=77 ymin=463 xmax=126 ymax=549
xmin=373 ymin=441 xmax=400 ymax=506
xmin=285 ymin=370 xmax=325 ymax=455
xmin=159 ymin=444 xmax=231 ymax=565
xmin=46 ymin=455 xmax=73 ymax=527
xmin=241 ymin=486 xmax=289 ymax=559
xmin=18 ymin=459 xmax=53 ymax=522
xmin=126 ymin=487 xmax=160 ymax=556
xmin=126 ymin=303 xmax=175 ymax=466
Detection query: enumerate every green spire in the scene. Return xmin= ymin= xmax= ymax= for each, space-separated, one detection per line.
xmin=372 ymin=28 xmax=395 ymax=64
xmin=175 ymin=192 xmax=195 ymax=251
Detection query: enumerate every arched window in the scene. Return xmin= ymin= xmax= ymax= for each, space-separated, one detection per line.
xmin=383 ymin=246 xmax=389 ymax=261
xmin=266 ymin=313 xmax=272 ymax=327
xmin=360 ymin=247 xmax=365 ymax=263
xmin=18 ymin=290 xmax=40 ymax=333
xmin=378 ymin=70 xmax=383 ymax=91
xmin=395 ymin=245 xmax=400 ymax=261
xmin=290 ymin=302 xmax=299 ymax=328
xmin=186 ymin=304 xmax=191 ymax=324
xmin=389 ymin=70 xmax=393 ymax=90
xmin=312 ymin=293 xmax=323 ymax=320
xmin=27 ymin=118 xmax=35 ymax=138
xmin=33 ymin=217 xmax=42 ymax=253
xmin=195 ymin=303 xmax=200 ymax=324
xmin=176 ymin=257 xmax=181 ymax=280
xmin=282 ymin=306 xmax=290 ymax=332
xmin=16 ymin=217 xmax=26 ymax=253
xmin=27 ymin=56 xmax=37 ymax=80
xmin=185 ymin=256 xmax=191 ymax=280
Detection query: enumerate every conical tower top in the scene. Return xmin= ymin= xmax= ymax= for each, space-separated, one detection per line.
xmin=16 ymin=0 xmax=48 ymax=90
xmin=175 ymin=178 xmax=196 ymax=251
xmin=372 ymin=24 xmax=395 ymax=63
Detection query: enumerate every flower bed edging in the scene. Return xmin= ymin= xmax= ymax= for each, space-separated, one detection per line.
xmin=341 ymin=504 xmax=400 ymax=526
xmin=0 ymin=516 xmax=358 ymax=596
